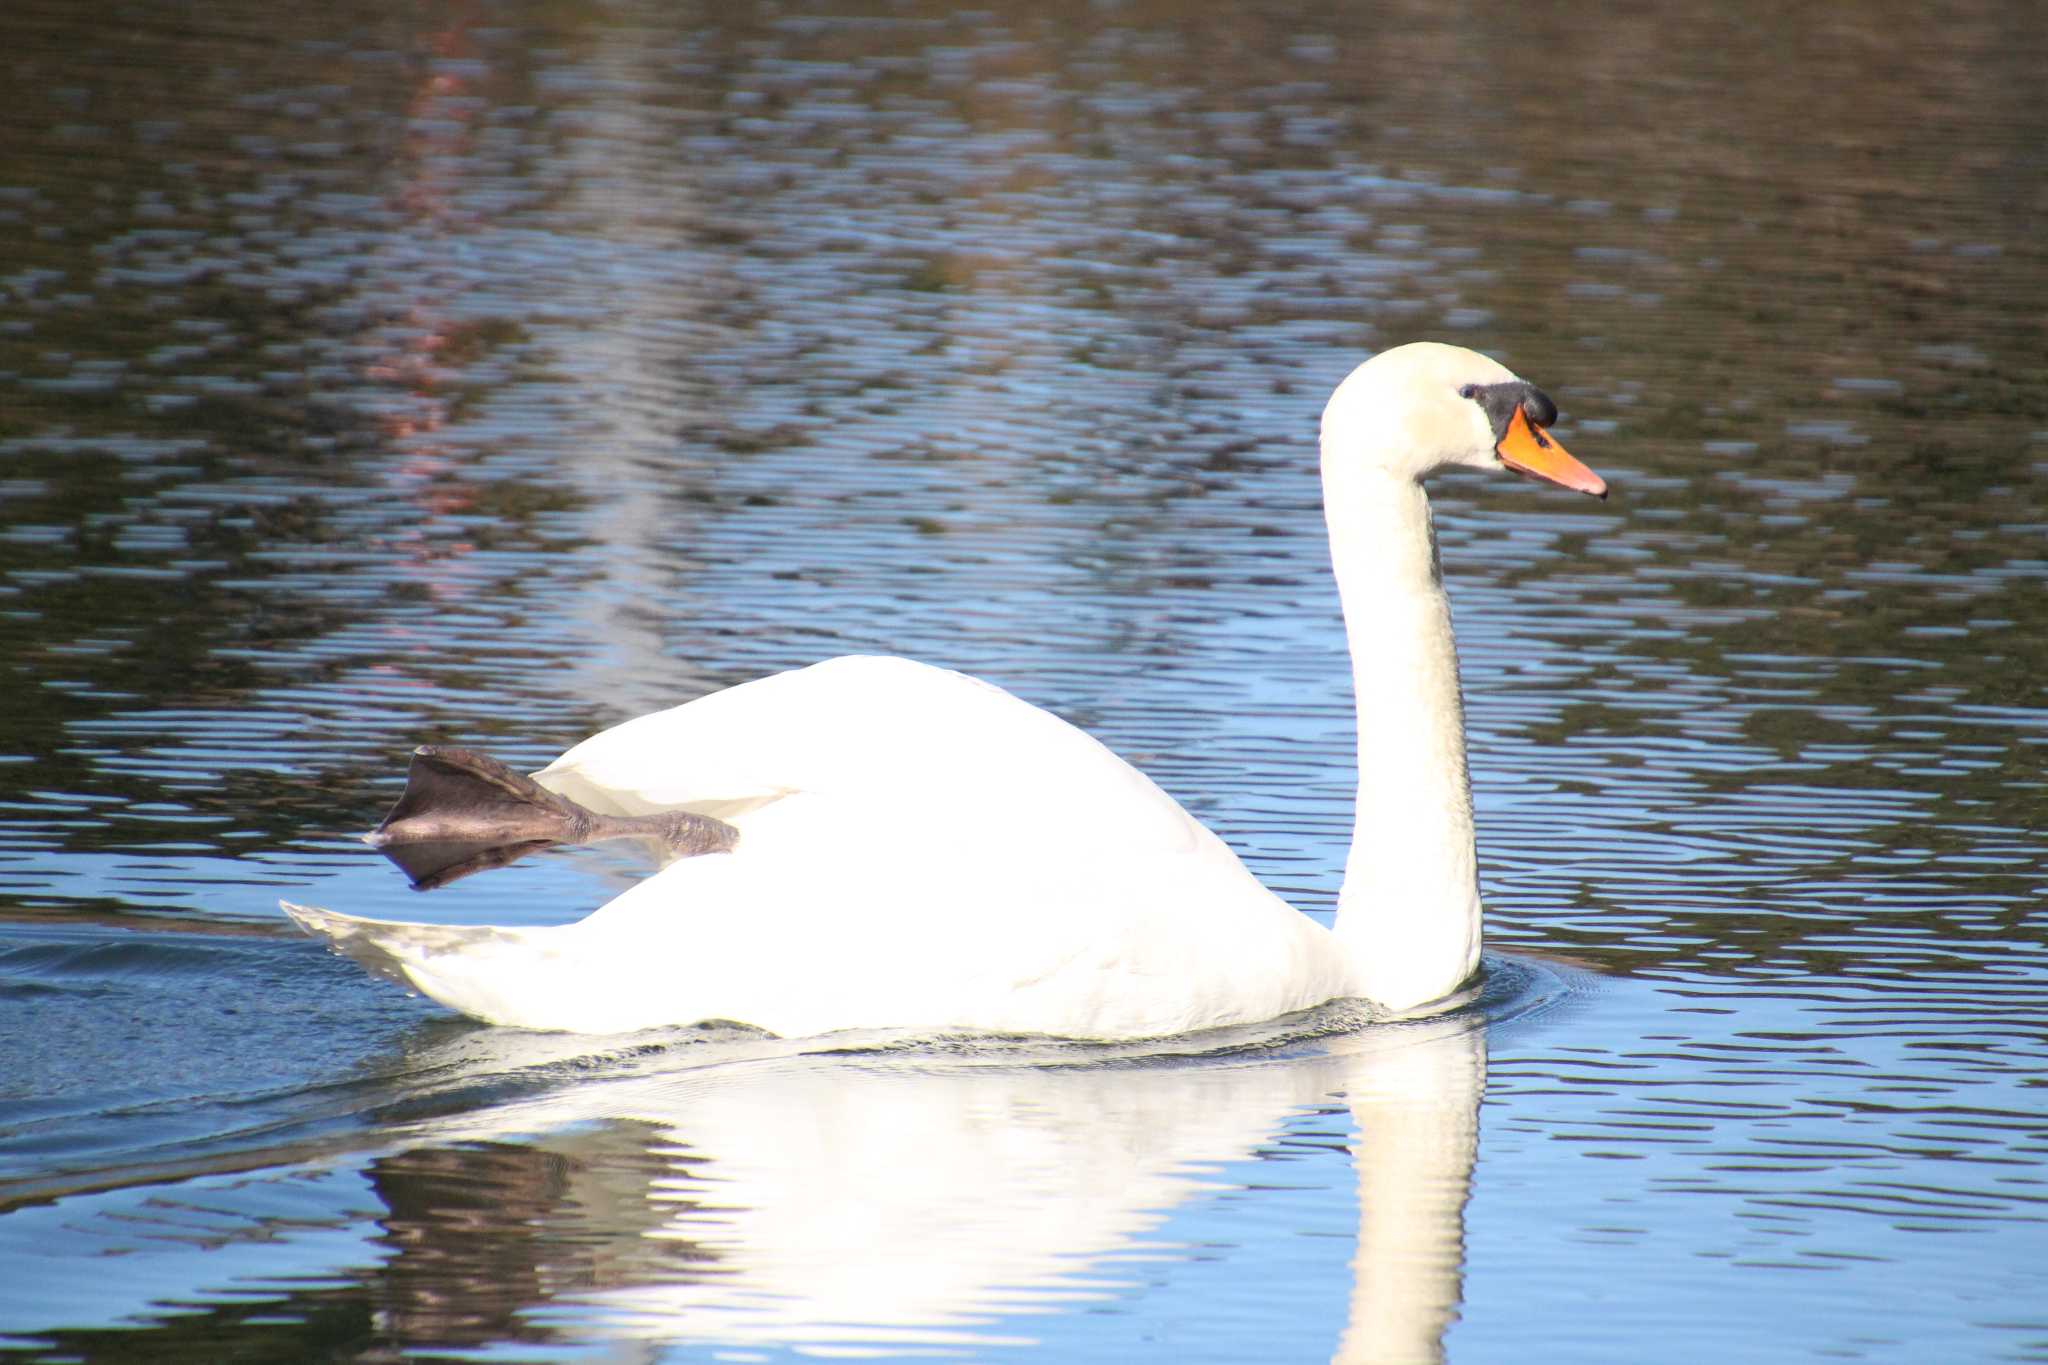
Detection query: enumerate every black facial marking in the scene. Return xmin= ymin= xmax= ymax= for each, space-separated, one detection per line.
xmin=1462 ymin=380 xmax=1558 ymax=446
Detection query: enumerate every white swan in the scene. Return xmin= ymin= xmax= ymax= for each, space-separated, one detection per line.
xmin=284 ymin=341 xmax=1606 ymax=1038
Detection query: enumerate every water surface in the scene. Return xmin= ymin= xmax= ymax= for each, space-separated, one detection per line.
xmin=2 ymin=1 xmax=2046 ymax=1360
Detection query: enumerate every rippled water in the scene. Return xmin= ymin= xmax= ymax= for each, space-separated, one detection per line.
xmin=2 ymin=1 xmax=2045 ymax=1360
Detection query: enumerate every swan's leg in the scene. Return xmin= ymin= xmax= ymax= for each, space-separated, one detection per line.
xmin=365 ymin=746 xmax=738 ymax=890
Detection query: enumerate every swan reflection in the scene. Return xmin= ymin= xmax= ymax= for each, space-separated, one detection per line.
xmin=359 ymin=1013 xmax=1486 ymax=1360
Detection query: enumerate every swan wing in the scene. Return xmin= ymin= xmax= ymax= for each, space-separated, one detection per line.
xmin=534 ymin=655 xmax=1213 ymax=856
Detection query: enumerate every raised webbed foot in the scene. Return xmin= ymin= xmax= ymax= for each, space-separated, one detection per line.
xmin=366 ymin=745 xmax=738 ymax=890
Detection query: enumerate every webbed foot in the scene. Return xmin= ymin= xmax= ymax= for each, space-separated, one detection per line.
xmin=367 ymin=745 xmax=738 ymax=890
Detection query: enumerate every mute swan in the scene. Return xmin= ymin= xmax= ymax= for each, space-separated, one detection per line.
xmin=284 ymin=341 xmax=1606 ymax=1038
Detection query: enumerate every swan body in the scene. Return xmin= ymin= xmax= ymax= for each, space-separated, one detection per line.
xmin=285 ymin=341 xmax=1605 ymax=1038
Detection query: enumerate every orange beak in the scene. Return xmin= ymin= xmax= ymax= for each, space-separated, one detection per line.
xmin=1497 ymin=405 xmax=1608 ymax=499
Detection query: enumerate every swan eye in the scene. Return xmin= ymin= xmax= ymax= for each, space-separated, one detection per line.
xmin=1467 ymin=380 xmax=1559 ymax=448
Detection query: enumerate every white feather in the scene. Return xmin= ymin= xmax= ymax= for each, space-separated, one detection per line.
xmin=285 ymin=341 xmax=1594 ymax=1039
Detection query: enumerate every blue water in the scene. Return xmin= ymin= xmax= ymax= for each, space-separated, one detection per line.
xmin=3 ymin=0 xmax=2047 ymax=1359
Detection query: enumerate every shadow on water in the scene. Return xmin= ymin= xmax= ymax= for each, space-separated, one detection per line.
xmin=0 ymin=956 xmax=1574 ymax=1362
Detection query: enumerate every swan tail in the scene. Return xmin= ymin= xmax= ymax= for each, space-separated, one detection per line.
xmin=366 ymin=745 xmax=737 ymax=890
xmin=281 ymin=900 xmax=552 ymax=1025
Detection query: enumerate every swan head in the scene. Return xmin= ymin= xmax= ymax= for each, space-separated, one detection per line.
xmin=1322 ymin=341 xmax=1607 ymax=498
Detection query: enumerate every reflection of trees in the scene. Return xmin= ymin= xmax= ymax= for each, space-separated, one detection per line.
xmin=0 ymin=2 xmax=602 ymax=869
xmin=0 ymin=0 xmax=2038 ymax=954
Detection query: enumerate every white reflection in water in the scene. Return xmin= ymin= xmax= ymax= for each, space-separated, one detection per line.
xmin=366 ymin=1016 xmax=1485 ymax=1360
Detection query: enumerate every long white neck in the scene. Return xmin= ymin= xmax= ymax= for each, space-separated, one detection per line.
xmin=1322 ymin=458 xmax=1483 ymax=1012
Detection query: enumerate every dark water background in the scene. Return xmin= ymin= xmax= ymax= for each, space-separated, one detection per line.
xmin=2 ymin=1 xmax=2046 ymax=1360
